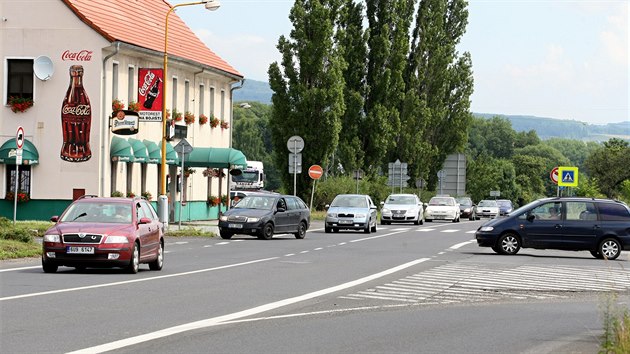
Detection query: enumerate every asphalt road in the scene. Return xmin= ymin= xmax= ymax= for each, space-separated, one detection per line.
xmin=1 ymin=219 xmax=629 ymax=353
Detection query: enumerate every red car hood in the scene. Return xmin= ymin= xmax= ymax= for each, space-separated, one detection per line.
xmin=46 ymin=222 xmax=136 ymax=235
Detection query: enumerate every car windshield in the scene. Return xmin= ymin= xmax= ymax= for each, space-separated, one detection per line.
xmin=386 ymin=196 xmax=416 ymax=205
xmin=331 ymin=196 xmax=367 ymax=208
xmin=478 ymin=200 xmax=498 ymax=207
xmin=60 ymin=202 xmax=132 ymax=224
xmin=497 ymin=200 xmax=512 ymax=207
xmin=456 ymin=198 xmax=472 ymax=206
xmin=429 ymin=197 xmax=454 ymax=206
xmin=234 ymin=196 xmax=276 ymax=210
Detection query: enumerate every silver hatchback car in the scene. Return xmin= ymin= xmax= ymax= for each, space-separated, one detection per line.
xmin=325 ymin=194 xmax=378 ymax=233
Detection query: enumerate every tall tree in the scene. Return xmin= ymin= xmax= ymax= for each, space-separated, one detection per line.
xmin=363 ymin=0 xmax=415 ymax=174
xmin=403 ymin=0 xmax=473 ymax=190
xmin=268 ymin=0 xmax=345 ymax=197
xmin=335 ymin=0 xmax=368 ymax=175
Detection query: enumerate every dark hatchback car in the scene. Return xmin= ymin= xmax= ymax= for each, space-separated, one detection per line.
xmin=496 ymin=199 xmax=514 ymax=216
xmin=218 ymin=193 xmax=310 ymax=240
xmin=456 ymin=197 xmax=477 ymax=220
xmin=476 ymin=197 xmax=630 ymax=260
xmin=42 ymin=196 xmax=164 ymax=273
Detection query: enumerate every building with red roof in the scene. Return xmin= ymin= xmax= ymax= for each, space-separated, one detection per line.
xmin=0 ymin=0 xmax=246 ymax=222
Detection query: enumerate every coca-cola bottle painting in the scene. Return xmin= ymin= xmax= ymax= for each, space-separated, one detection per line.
xmin=143 ymin=78 xmax=161 ymax=109
xmin=61 ymin=65 xmax=92 ymax=162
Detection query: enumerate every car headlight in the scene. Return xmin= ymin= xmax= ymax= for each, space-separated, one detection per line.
xmin=479 ymin=226 xmax=494 ymax=232
xmin=105 ymin=236 xmax=129 ymax=244
xmin=355 ymin=213 xmax=366 ymax=219
xmin=381 ymin=208 xmax=390 ymax=214
xmin=407 ymin=208 xmax=418 ymax=215
xmin=220 ymin=215 xmax=228 ymax=221
xmin=43 ymin=234 xmax=60 ymax=242
xmin=246 ymin=217 xmax=260 ymax=223
xmin=327 ymin=213 xmax=337 ymax=218
xmin=463 ymin=208 xmax=471 ymax=213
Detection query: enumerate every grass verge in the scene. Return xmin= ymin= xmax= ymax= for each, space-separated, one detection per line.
xmin=600 ymin=292 xmax=630 ymax=353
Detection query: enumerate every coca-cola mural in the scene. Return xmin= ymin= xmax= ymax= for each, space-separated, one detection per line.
xmin=138 ymin=68 xmax=163 ymax=122
xmin=61 ymin=65 xmax=92 ymax=162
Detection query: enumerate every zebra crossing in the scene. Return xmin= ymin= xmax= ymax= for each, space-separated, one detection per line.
xmin=339 ymin=262 xmax=630 ymax=304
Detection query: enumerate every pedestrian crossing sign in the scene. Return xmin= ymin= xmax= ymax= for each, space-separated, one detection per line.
xmin=557 ymin=166 xmax=579 ymax=187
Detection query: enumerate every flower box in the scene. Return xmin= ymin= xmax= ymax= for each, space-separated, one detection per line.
xmin=8 ymin=96 xmax=34 ymax=113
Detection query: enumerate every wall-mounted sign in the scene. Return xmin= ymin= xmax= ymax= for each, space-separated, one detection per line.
xmin=138 ymin=68 xmax=163 ymax=122
xmin=111 ymin=110 xmax=139 ymax=135
xmin=61 ymin=50 xmax=93 ymax=61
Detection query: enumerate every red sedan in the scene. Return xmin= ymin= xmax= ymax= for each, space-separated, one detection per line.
xmin=42 ymin=196 xmax=164 ymax=273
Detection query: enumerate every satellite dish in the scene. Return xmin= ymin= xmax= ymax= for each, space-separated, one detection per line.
xmin=33 ymin=56 xmax=54 ymax=81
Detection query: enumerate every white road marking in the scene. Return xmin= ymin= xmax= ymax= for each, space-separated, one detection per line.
xmin=216 ymin=242 xmax=230 ymax=245
xmin=173 ymin=241 xmax=188 ymax=245
xmin=349 ymin=230 xmax=406 ymax=243
xmin=314 ymin=248 xmax=323 ymax=251
xmin=450 ymin=240 xmax=475 ymax=250
xmin=284 ymin=254 xmax=295 ymax=257
xmin=300 ymin=251 xmax=309 ymax=254
xmin=393 ymin=228 xmax=407 ymax=231
xmin=441 ymin=229 xmax=459 ymax=233
xmin=417 ymin=229 xmax=435 ymax=232
xmin=0 ymin=265 xmax=40 ymax=272
xmin=0 ymin=257 xmax=278 ymax=302
xmin=67 ymin=258 xmax=430 ymax=354
xmin=466 ymin=230 xmax=476 ymax=234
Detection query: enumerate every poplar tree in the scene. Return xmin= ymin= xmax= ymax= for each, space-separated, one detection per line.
xmin=335 ymin=0 xmax=367 ymax=175
xmin=363 ymin=0 xmax=415 ymax=174
xmin=403 ymin=0 xmax=474 ymax=190
xmin=268 ymin=0 xmax=345 ymax=197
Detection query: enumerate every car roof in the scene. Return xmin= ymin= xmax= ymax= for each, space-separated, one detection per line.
xmin=535 ymin=197 xmax=627 ymax=205
xmin=74 ymin=196 xmax=137 ymax=203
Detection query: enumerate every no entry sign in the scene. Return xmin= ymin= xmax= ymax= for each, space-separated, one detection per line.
xmin=308 ymin=165 xmax=323 ymax=180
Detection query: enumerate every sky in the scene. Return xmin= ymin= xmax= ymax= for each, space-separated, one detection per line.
xmin=173 ymin=0 xmax=629 ymax=125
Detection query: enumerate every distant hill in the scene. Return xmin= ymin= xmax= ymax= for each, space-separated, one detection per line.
xmin=233 ymin=79 xmax=272 ymax=104
xmin=234 ymin=79 xmax=629 ymax=142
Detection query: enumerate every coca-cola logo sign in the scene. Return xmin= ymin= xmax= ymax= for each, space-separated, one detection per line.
xmin=62 ymin=50 xmax=93 ymax=61
xmin=62 ymin=105 xmax=91 ymax=115
xmin=139 ymin=71 xmax=156 ymax=97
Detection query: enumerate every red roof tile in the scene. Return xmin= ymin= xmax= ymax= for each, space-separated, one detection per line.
xmin=63 ymin=0 xmax=242 ymax=78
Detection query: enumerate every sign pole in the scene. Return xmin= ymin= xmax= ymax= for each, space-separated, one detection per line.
xmin=13 ymin=164 xmax=19 ymax=225
xmin=13 ymin=126 xmax=24 ymax=225
xmin=310 ymin=179 xmax=316 ymax=211
xmin=179 ymin=153 xmax=185 ymax=230
xmin=293 ymin=140 xmax=297 ymax=196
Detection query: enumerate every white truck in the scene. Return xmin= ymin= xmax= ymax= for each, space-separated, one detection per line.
xmin=231 ymin=161 xmax=264 ymax=191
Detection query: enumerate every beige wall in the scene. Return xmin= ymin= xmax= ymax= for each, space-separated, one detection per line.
xmin=1 ymin=0 xmax=238 ymax=203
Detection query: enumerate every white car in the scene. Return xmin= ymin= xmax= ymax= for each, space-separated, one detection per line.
xmin=380 ymin=194 xmax=424 ymax=225
xmin=476 ymin=199 xmax=499 ymax=218
xmin=424 ymin=196 xmax=460 ymax=222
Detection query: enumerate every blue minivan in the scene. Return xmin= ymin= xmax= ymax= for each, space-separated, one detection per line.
xmin=475 ymin=197 xmax=630 ymax=260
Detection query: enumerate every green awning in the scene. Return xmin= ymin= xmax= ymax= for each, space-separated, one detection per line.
xmin=185 ymin=147 xmax=247 ymax=169
xmin=128 ymin=138 xmax=148 ymax=163
xmin=110 ymin=136 xmax=134 ymax=162
xmin=0 ymin=138 xmax=39 ymax=165
xmin=142 ymin=140 xmax=161 ymax=164
xmin=158 ymin=141 xmax=180 ymax=165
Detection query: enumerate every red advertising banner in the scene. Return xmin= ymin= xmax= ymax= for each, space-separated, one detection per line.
xmin=137 ymin=68 xmax=163 ymax=122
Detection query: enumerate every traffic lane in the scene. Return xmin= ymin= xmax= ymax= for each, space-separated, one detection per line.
xmin=108 ymin=298 xmax=604 ymax=354
xmin=0 ymin=220 xmax=482 ymax=298
xmin=1 ymin=225 xmax=481 ymax=353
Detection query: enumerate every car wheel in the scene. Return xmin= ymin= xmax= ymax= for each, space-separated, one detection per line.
xmin=491 ymin=245 xmax=502 ymax=254
xmin=589 ymin=250 xmax=604 ymax=259
xmin=74 ymin=266 xmax=86 ymax=272
xmin=127 ymin=242 xmax=140 ymax=274
xmin=426 ymin=219 xmax=432 ymax=222
xmin=333 ymin=228 xmax=339 ymax=233
xmin=149 ymin=241 xmax=164 ymax=271
xmin=42 ymin=256 xmax=58 ymax=273
xmin=220 ymin=231 xmax=233 ymax=239
xmin=469 ymin=215 xmax=474 ymax=221
xmin=294 ymin=221 xmax=307 ymax=239
xmin=497 ymin=233 xmax=521 ymax=255
xmin=364 ymin=223 xmax=371 ymax=234
xmin=381 ymin=220 xmax=390 ymax=225
xmin=475 ymin=216 xmax=480 ymax=220
xmin=260 ymin=222 xmax=274 ymax=240
xmin=371 ymin=220 xmax=377 ymax=233
xmin=325 ymin=226 xmax=332 ymax=233
xmin=599 ymin=238 xmax=621 ymax=260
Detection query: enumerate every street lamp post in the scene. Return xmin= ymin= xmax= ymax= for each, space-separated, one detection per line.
xmin=158 ymin=0 xmax=221 ymax=224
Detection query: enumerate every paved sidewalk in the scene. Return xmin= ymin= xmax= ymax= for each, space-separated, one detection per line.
xmin=168 ymin=220 xmax=219 ymax=234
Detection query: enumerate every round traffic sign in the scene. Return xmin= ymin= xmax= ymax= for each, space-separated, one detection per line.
xmin=287 ymin=136 xmax=304 ymax=153
xmin=16 ymin=126 xmax=24 ymax=149
xmin=308 ymin=165 xmax=323 ymax=180
xmin=550 ymin=167 xmax=559 ymax=184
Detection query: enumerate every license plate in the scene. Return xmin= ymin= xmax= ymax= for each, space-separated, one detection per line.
xmin=339 ymin=219 xmax=352 ymax=224
xmin=66 ymin=246 xmax=94 ymax=254
xmin=228 ymin=223 xmax=243 ymax=229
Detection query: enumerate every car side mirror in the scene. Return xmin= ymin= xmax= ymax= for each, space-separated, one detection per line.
xmin=138 ymin=217 xmax=152 ymax=224
xmin=380 ymin=201 xmax=385 ymax=206
xmin=325 ymin=204 xmax=330 ymax=210
xmin=277 ymin=206 xmax=286 ymax=213
xmin=526 ymin=214 xmax=536 ymax=222
xmin=50 ymin=216 xmax=59 ymax=222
